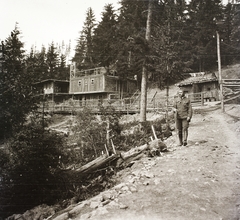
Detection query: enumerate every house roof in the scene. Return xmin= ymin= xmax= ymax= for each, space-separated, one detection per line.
xmin=176 ymin=72 xmax=218 ymax=86
xmin=33 ymin=79 xmax=69 ymax=85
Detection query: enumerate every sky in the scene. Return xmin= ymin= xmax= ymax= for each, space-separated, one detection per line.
xmin=1 ymin=0 xmax=230 ymax=59
xmin=0 ymin=0 xmax=120 ymax=59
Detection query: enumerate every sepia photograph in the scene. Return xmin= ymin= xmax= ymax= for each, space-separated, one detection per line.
xmin=0 ymin=0 xmax=239 ymax=219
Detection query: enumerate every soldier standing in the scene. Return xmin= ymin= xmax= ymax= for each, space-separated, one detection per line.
xmin=173 ymin=89 xmax=193 ymax=146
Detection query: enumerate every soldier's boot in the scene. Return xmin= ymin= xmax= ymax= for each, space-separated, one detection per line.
xmin=183 ymin=129 xmax=188 ymax=146
xmin=178 ymin=131 xmax=183 ymax=146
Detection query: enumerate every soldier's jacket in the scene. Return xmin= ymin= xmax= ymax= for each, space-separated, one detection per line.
xmin=173 ymin=96 xmax=193 ymax=119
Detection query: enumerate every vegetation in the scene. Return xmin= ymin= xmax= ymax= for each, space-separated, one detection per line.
xmin=73 ymin=1 xmax=240 ymax=82
xmin=0 ymin=0 xmax=239 ymax=218
xmin=0 ymin=27 xmax=37 ymax=139
xmin=0 ymin=116 xmax=66 ymax=218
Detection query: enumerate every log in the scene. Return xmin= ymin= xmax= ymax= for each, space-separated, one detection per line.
xmin=121 ymin=144 xmax=149 ymax=160
xmin=74 ymin=153 xmax=120 ymax=175
xmin=116 ymin=140 xmax=167 ymax=168
xmin=67 ymin=140 xmax=167 ymax=177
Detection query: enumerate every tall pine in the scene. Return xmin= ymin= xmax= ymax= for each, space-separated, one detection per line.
xmin=188 ymin=0 xmax=223 ymax=71
xmin=0 ymin=26 xmax=36 ymax=138
xmin=93 ymin=4 xmax=118 ymax=68
xmin=73 ymin=8 xmax=96 ymax=70
xmin=46 ymin=42 xmax=59 ymax=78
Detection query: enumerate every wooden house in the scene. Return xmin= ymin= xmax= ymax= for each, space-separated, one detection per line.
xmin=176 ymin=72 xmax=219 ymax=101
xmin=69 ymin=63 xmax=137 ymax=105
xmin=33 ymin=79 xmax=70 ymax=104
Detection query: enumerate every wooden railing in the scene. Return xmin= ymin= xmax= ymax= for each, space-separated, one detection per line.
xmin=40 ymin=91 xmax=219 ymax=114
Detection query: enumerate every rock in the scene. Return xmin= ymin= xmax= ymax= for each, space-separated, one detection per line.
xmin=68 ymin=203 xmax=87 ymax=217
xmin=143 ymin=172 xmax=155 ymax=178
xmin=102 ymin=192 xmax=114 ymax=201
xmin=119 ymin=203 xmax=128 ymax=209
xmin=80 ymin=212 xmax=91 ymax=219
xmin=154 ymin=178 xmax=161 ymax=185
xmin=143 ymin=180 xmax=150 ymax=186
xmin=114 ymin=183 xmax=126 ymax=190
xmin=102 ymin=199 xmax=111 ymax=206
xmin=132 ymin=170 xmax=141 ymax=177
xmin=53 ymin=213 xmax=69 ymax=220
xmin=6 ymin=214 xmax=25 ymax=220
xmin=108 ymin=200 xmax=119 ymax=207
xmin=90 ymin=201 xmax=99 ymax=209
xmin=121 ymin=185 xmax=129 ymax=191
xmin=22 ymin=210 xmax=34 ymax=220
xmin=149 ymin=139 xmax=168 ymax=152
xmin=129 ymin=186 xmax=138 ymax=192
xmin=92 ymin=206 xmax=109 ymax=216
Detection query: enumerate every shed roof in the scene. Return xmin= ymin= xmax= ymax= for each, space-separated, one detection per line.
xmin=33 ymin=79 xmax=69 ymax=85
xmin=176 ymin=72 xmax=218 ymax=86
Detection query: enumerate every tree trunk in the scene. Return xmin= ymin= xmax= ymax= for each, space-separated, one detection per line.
xmin=140 ymin=0 xmax=153 ymax=122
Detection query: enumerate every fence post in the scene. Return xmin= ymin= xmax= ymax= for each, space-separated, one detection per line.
xmin=201 ymin=92 xmax=204 ymax=106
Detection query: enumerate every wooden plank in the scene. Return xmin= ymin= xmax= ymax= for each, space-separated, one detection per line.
xmin=151 ymin=125 xmax=158 ymax=140
xmin=224 ymin=93 xmax=240 ymax=102
xmin=74 ymin=154 xmax=120 ymax=174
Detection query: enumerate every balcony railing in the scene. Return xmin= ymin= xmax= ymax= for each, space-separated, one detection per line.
xmin=39 ymin=91 xmax=218 ymax=114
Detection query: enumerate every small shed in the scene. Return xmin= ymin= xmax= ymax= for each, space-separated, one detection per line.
xmin=176 ymin=72 xmax=219 ymax=101
xmin=33 ymin=79 xmax=70 ymax=104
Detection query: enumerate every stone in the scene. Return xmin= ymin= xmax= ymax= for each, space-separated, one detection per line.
xmin=114 ymin=183 xmax=126 ymax=190
xmin=143 ymin=180 xmax=150 ymax=186
xmin=102 ymin=192 xmax=114 ymax=201
xmin=129 ymin=186 xmax=138 ymax=192
xmin=102 ymin=199 xmax=111 ymax=206
xmin=7 ymin=214 xmax=24 ymax=220
xmin=108 ymin=200 xmax=119 ymax=207
xmin=94 ymin=206 xmax=109 ymax=216
xmin=121 ymin=185 xmax=129 ymax=191
xmin=69 ymin=203 xmax=87 ymax=216
xmin=80 ymin=212 xmax=91 ymax=219
xmin=90 ymin=201 xmax=99 ymax=209
xmin=119 ymin=203 xmax=128 ymax=209
xmin=154 ymin=178 xmax=161 ymax=185
xmin=53 ymin=213 xmax=69 ymax=220
xmin=144 ymin=172 xmax=155 ymax=178
xmin=132 ymin=170 xmax=141 ymax=177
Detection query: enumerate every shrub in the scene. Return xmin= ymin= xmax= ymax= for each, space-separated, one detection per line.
xmin=69 ymin=106 xmax=122 ymax=164
xmin=0 ymin=121 xmax=66 ymax=218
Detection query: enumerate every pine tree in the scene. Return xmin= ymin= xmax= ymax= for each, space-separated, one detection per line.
xmin=115 ymin=0 xmax=148 ymax=80
xmin=34 ymin=45 xmax=48 ymax=81
xmin=73 ymin=7 xmax=96 ymax=70
xmin=188 ymin=0 xmax=223 ymax=71
xmin=228 ymin=3 xmax=240 ymax=63
xmin=57 ymin=54 xmax=69 ymax=80
xmin=150 ymin=0 xmax=192 ymax=88
xmin=46 ymin=42 xmax=59 ymax=78
xmin=0 ymin=26 xmax=36 ymax=138
xmin=93 ymin=4 xmax=118 ymax=68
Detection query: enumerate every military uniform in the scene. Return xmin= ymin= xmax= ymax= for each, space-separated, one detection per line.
xmin=173 ymin=95 xmax=193 ymax=146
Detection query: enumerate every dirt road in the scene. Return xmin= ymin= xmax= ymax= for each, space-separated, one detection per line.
xmin=56 ymin=104 xmax=239 ymax=220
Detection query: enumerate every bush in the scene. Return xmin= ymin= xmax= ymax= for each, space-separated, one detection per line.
xmin=0 ymin=122 xmax=66 ymax=218
xmin=69 ymin=106 xmax=122 ymax=164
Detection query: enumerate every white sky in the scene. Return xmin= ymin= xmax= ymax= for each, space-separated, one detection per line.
xmin=0 ymin=0 xmax=120 ymax=57
xmin=1 ymin=0 xmax=229 ymax=58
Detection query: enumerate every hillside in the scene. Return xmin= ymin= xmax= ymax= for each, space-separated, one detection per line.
xmin=6 ymin=64 xmax=240 ymax=220
xmin=221 ymin=64 xmax=240 ymax=79
xmin=8 ymin=103 xmax=240 ymax=220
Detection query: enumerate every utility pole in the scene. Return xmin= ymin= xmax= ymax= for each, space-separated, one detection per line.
xmin=140 ymin=0 xmax=153 ymax=122
xmin=216 ymin=31 xmax=225 ymax=112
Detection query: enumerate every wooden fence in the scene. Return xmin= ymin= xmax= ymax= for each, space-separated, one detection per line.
xmin=40 ymin=91 xmax=214 ymax=114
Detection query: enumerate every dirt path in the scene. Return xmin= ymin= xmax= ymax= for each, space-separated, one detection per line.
xmin=55 ymin=105 xmax=239 ymax=220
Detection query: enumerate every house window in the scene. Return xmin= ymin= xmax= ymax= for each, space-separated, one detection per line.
xmin=91 ymin=79 xmax=94 ymax=85
xmin=78 ymin=80 xmax=81 ymax=86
